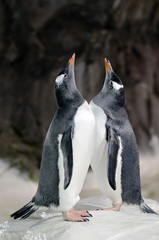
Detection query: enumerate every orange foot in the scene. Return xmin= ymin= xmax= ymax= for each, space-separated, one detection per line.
xmin=63 ymin=209 xmax=90 ymax=222
xmin=97 ymin=203 xmax=121 ymax=211
xmin=70 ymin=208 xmax=92 ymax=217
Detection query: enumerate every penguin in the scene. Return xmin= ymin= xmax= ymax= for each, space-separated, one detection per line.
xmin=90 ymin=58 xmax=157 ymax=214
xmin=11 ymin=53 xmax=95 ymax=222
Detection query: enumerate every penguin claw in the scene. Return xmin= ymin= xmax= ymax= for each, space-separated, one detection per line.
xmin=81 ymin=211 xmax=93 ymax=217
xmin=83 ymin=218 xmax=89 ymax=222
xmin=86 ymin=211 xmax=93 ymax=217
xmin=95 ymin=204 xmax=121 ymax=211
xmin=63 ymin=210 xmax=91 ymax=222
xmin=72 ymin=209 xmax=92 ymax=217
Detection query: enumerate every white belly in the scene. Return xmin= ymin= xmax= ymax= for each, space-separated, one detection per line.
xmin=90 ymin=101 xmax=122 ymax=204
xmin=56 ymin=101 xmax=96 ymax=211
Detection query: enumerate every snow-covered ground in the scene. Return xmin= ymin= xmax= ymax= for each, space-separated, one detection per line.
xmin=0 ymin=160 xmax=37 ymax=223
xmin=0 ymin=196 xmax=159 ymax=240
xmin=0 ymin=154 xmax=159 ymax=240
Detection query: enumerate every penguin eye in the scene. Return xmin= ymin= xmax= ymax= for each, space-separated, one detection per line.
xmin=64 ymin=74 xmax=67 ymax=78
xmin=110 ymin=81 xmax=113 ymax=86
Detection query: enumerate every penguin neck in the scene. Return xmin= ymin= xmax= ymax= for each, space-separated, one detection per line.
xmin=101 ymin=86 xmax=124 ymax=108
xmin=104 ymin=104 xmax=127 ymax=124
xmin=56 ymin=86 xmax=84 ymax=109
xmin=107 ymin=100 xmax=123 ymax=111
xmin=93 ymin=92 xmax=125 ymax=120
xmin=95 ymin=90 xmax=122 ymax=109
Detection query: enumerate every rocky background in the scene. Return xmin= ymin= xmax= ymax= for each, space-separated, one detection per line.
xmin=0 ymin=0 xmax=159 ymax=177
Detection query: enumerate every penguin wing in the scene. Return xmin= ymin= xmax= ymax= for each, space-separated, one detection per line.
xmin=106 ymin=126 xmax=119 ymax=190
xmin=61 ymin=125 xmax=74 ymax=189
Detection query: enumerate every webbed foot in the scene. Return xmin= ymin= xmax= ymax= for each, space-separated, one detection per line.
xmin=96 ymin=203 xmax=121 ymax=211
xmin=63 ymin=209 xmax=90 ymax=222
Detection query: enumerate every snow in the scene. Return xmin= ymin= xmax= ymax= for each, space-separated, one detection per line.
xmin=0 ymin=153 xmax=159 ymax=240
xmin=0 ymin=196 xmax=159 ymax=240
xmin=0 ymin=160 xmax=37 ymax=223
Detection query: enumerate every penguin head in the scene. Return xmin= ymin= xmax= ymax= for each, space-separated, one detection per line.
xmin=55 ymin=53 xmax=75 ymax=89
xmin=104 ymin=58 xmax=125 ymax=107
xmin=55 ymin=53 xmax=78 ymax=107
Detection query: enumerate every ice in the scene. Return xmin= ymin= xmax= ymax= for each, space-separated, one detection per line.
xmin=0 ymin=153 xmax=159 ymax=240
xmin=0 ymin=160 xmax=37 ymax=223
xmin=0 ymin=195 xmax=159 ymax=240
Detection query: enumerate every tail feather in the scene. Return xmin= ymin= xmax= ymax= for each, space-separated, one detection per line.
xmin=11 ymin=201 xmax=39 ymax=220
xmin=139 ymin=202 xmax=158 ymax=215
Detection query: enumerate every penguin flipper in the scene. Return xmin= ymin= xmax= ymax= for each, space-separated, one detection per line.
xmin=106 ymin=126 xmax=119 ymax=190
xmin=61 ymin=125 xmax=74 ymax=189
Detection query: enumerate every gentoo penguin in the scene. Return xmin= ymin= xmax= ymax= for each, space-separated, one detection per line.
xmin=90 ymin=58 xmax=157 ymax=214
xmin=11 ymin=54 xmax=95 ymax=222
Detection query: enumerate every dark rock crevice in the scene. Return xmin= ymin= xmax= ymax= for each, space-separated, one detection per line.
xmin=0 ymin=0 xmax=159 ymax=173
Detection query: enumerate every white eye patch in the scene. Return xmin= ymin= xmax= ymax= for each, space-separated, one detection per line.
xmin=112 ymin=81 xmax=123 ymax=91
xmin=55 ymin=74 xmax=65 ymax=86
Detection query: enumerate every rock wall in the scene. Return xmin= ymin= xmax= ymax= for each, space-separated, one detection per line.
xmin=0 ymin=0 xmax=159 ymax=173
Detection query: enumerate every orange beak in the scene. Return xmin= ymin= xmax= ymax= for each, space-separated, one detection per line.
xmin=104 ymin=58 xmax=110 ymax=76
xmin=69 ymin=53 xmax=75 ymax=68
